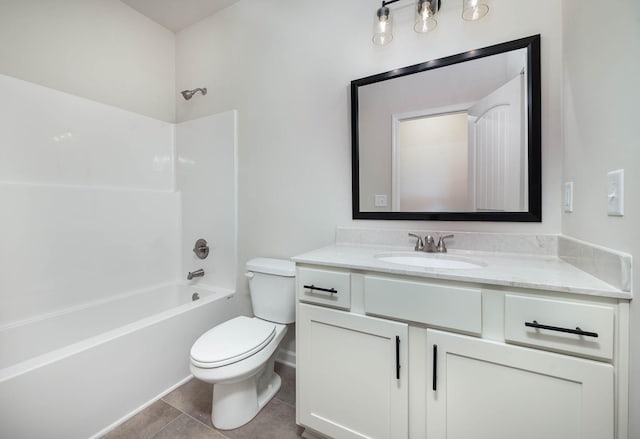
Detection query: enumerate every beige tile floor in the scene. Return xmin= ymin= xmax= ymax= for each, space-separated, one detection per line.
xmin=103 ymin=363 xmax=302 ymax=439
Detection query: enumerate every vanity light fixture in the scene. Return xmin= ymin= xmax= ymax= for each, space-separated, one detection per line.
xmin=373 ymin=0 xmax=489 ymax=46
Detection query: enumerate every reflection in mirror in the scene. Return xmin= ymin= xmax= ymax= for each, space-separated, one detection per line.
xmin=352 ymin=35 xmax=541 ymax=221
xmin=394 ymin=111 xmax=471 ymax=212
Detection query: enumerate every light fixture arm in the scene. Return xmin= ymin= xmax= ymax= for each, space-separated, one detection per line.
xmin=381 ymin=0 xmax=441 ymax=10
xmin=378 ymin=0 xmax=442 ymax=22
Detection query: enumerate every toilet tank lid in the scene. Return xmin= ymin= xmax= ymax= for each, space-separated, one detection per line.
xmin=246 ymin=258 xmax=295 ymax=277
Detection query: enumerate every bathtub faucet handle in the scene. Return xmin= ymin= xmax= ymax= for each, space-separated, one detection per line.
xmin=193 ymin=239 xmax=210 ymax=260
xmin=187 ymin=269 xmax=205 ymax=280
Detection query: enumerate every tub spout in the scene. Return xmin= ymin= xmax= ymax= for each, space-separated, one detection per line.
xmin=187 ymin=269 xmax=205 ymax=280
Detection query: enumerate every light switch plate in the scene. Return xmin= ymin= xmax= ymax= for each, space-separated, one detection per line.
xmin=375 ymin=194 xmax=388 ymax=207
xmin=563 ymin=182 xmax=573 ymax=212
xmin=607 ymin=169 xmax=624 ymax=216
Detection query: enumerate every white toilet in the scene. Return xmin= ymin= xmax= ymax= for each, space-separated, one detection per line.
xmin=189 ymin=258 xmax=296 ymax=430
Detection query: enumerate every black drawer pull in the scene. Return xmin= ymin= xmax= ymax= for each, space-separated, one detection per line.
xmin=395 ymin=336 xmax=400 ymax=380
xmin=432 ymin=344 xmax=438 ymax=391
xmin=303 ymin=284 xmax=338 ymax=294
xmin=524 ymin=320 xmax=599 ymax=338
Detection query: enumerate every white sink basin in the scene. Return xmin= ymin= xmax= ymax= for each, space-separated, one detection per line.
xmin=375 ymin=252 xmax=485 ymax=270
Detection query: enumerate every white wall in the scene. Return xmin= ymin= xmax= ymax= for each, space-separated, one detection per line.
xmin=176 ymin=0 xmax=564 ymax=316
xmin=398 ymin=113 xmax=469 ymax=211
xmin=0 ymin=74 xmax=180 ymax=325
xmin=0 ymin=0 xmax=176 ymax=122
xmin=561 ymin=0 xmax=640 ymax=437
xmin=177 ymin=111 xmax=238 ymax=291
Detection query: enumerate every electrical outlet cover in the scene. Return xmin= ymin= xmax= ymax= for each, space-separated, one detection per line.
xmin=375 ymin=194 xmax=388 ymax=207
xmin=563 ymin=182 xmax=573 ymax=212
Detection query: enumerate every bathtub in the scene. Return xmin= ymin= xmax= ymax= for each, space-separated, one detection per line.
xmin=0 ymin=282 xmax=237 ymax=439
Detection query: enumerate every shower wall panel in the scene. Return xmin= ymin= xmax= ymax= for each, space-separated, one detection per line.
xmin=0 ymin=74 xmax=180 ymax=325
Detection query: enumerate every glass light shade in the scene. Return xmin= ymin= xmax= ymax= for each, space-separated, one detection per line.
xmin=373 ymin=6 xmax=393 ymax=45
xmin=462 ymin=0 xmax=489 ymax=21
xmin=414 ymin=0 xmax=438 ymax=33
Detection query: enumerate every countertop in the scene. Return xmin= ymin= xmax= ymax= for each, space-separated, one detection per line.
xmin=292 ymin=244 xmax=631 ymax=300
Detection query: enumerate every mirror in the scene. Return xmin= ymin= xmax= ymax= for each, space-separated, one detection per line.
xmin=351 ymin=35 xmax=541 ymax=221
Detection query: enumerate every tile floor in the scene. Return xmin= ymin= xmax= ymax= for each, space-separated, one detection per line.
xmin=103 ymin=363 xmax=303 ymax=439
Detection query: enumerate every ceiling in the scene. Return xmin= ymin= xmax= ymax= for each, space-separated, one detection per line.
xmin=120 ymin=0 xmax=240 ymax=32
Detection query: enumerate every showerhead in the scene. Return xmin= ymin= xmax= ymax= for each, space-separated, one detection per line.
xmin=181 ymin=88 xmax=207 ymax=100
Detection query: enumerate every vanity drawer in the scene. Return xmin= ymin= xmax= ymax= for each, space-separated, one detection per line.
xmin=504 ymin=294 xmax=615 ymax=360
xmin=297 ymin=267 xmax=351 ymax=310
xmin=364 ymin=275 xmax=482 ymax=335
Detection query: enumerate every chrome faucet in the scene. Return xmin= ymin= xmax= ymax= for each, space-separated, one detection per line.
xmin=408 ymin=233 xmax=454 ymax=253
xmin=187 ymin=269 xmax=205 ymax=280
xmin=424 ymin=235 xmax=438 ymax=252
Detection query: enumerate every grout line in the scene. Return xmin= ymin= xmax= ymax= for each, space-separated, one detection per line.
xmin=274 ymin=394 xmax=296 ymax=409
xmin=180 ymin=410 xmax=232 ymax=439
xmin=148 ymin=412 xmax=185 ymax=439
xmin=159 ymin=395 xmax=180 ymax=411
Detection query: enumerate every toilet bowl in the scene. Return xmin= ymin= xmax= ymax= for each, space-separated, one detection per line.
xmin=189 ymin=258 xmax=295 ymax=430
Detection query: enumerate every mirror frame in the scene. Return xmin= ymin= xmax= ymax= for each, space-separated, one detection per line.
xmin=351 ymin=35 xmax=541 ymax=222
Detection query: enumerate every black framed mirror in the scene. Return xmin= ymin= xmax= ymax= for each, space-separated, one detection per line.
xmin=351 ymin=35 xmax=541 ymax=221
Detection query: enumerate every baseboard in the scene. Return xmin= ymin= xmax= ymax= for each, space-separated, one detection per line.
xmin=276 ymin=348 xmax=296 ymax=368
xmin=89 ymin=374 xmax=193 ymax=439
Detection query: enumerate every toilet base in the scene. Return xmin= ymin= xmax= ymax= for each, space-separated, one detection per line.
xmin=211 ymin=354 xmax=282 ymax=430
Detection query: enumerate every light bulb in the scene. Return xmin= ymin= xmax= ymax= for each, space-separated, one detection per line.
xmin=373 ymin=6 xmax=394 ymax=45
xmin=414 ymin=0 xmax=438 ymax=33
xmin=462 ymin=0 xmax=489 ymax=21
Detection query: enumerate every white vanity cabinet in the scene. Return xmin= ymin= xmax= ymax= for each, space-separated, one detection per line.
xmin=295 ymin=264 xmax=628 ymax=439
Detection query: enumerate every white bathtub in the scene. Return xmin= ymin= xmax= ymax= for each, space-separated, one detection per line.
xmin=0 ymin=282 xmax=237 ymax=439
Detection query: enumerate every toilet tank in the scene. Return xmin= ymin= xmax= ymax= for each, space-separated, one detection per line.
xmin=246 ymin=258 xmax=296 ymax=324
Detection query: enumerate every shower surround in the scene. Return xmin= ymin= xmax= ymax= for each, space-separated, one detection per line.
xmin=0 ymin=73 xmax=238 ymax=438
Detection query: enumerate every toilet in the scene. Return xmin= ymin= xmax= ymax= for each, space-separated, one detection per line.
xmin=189 ymin=258 xmax=296 ymax=430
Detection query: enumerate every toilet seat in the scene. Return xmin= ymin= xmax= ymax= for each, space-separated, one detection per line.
xmin=191 ymin=316 xmax=276 ymax=369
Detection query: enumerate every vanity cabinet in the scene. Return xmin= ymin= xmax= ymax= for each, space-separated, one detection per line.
xmin=426 ymin=329 xmax=614 ymax=439
xmin=295 ymin=264 xmax=627 ymax=439
xmin=297 ymin=303 xmax=409 ymax=439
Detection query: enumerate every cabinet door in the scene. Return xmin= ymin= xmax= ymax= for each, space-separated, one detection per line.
xmin=426 ymin=329 xmax=614 ymax=439
xmin=298 ymin=303 xmax=408 ymax=439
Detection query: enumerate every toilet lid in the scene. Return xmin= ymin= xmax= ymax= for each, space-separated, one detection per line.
xmin=190 ymin=316 xmax=276 ymax=368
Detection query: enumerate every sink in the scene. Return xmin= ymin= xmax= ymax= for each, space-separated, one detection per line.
xmin=375 ymin=252 xmax=485 ymax=270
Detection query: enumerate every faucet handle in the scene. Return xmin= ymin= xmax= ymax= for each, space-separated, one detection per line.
xmin=408 ymin=233 xmax=424 ymax=251
xmin=436 ymin=234 xmax=454 ymax=253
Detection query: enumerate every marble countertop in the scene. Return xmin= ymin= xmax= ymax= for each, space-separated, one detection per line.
xmin=292 ymin=244 xmax=631 ymax=300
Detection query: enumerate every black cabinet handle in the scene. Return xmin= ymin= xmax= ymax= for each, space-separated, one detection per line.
xmin=303 ymin=284 xmax=338 ymax=294
xmin=524 ymin=320 xmax=598 ymax=338
xmin=432 ymin=344 xmax=438 ymax=391
xmin=395 ymin=336 xmax=400 ymax=380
